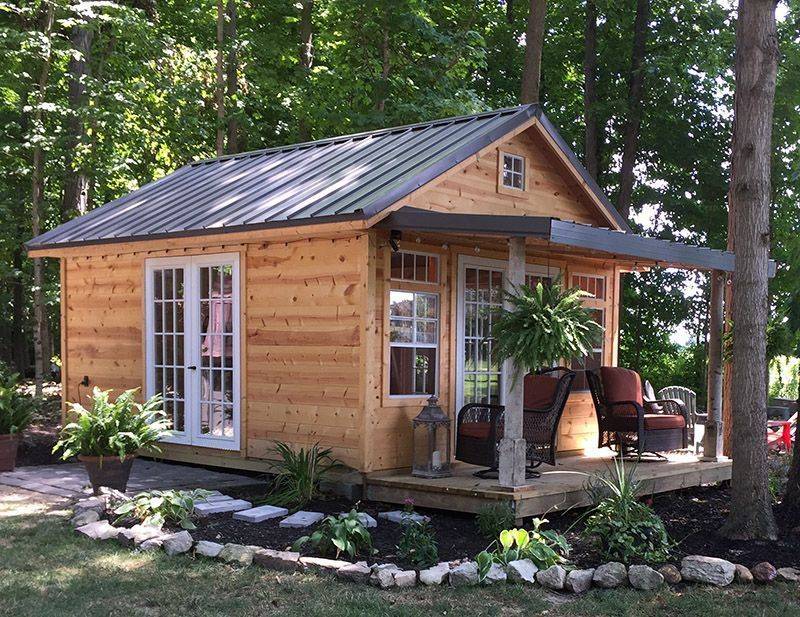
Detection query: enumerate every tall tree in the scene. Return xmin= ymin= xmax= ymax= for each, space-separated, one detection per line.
xmin=225 ymin=0 xmax=239 ymax=154
xmin=297 ymin=0 xmax=314 ymax=140
xmin=61 ymin=10 xmax=92 ymax=221
xmin=29 ymin=0 xmax=56 ymax=397
xmin=215 ymin=0 xmax=225 ymax=156
xmin=720 ymin=0 xmax=779 ymax=541
xmin=582 ymin=0 xmax=599 ymax=180
xmin=616 ymin=0 xmax=650 ymax=219
xmin=520 ymin=0 xmax=546 ymax=103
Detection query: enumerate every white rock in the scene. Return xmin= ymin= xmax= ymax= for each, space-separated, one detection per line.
xmin=565 ymin=568 xmax=595 ymax=594
xmin=71 ymin=509 xmax=100 ymax=527
xmin=370 ymin=564 xmax=400 ymax=589
xmin=449 ymin=561 xmax=479 ymax=587
xmin=253 ymin=548 xmax=300 ymax=571
xmin=593 ymin=562 xmax=628 ymax=588
xmin=419 ymin=562 xmax=451 ymax=586
xmin=75 ymin=520 xmax=118 ymax=541
xmin=629 ymin=564 xmax=664 ymax=590
xmin=394 ymin=570 xmax=417 ymax=588
xmin=300 ymin=556 xmax=352 ymax=573
xmin=198 ymin=494 xmax=233 ymax=503
xmin=279 ymin=511 xmax=325 ymax=528
xmin=777 ymin=567 xmax=800 ymax=583
xmin=138 ymin=537 xmax=164 ymax=552
xmin=507 ymin=559 xmax=538 ymax=585
xmin=536 ymin=564 xmax=567 ymax=590
xmin=116 ymin=524 xmax=163 ymax=547
xmin=162 ymin=530 xmax=193 ymax=556
xmin=681 ymin=555 xmax=735 ymax=587
xmin=483 ymin=563 xmax=507 ymax=585
xmin=195 ymin=540 xmax=224 ymax=558
xmin=337 ymin=561 xmax=372 ymax=583
xmin=73 ymin=496 xmax=106 ymax=514
xmin=194 ymin=499 xmax=252 ymax=517
xmin=377 ymin=510 xmax=430 ymax=525
xmin=218 ymin=543 xmax=256 ymax=566
xmin=233 ymin=504 xmax=289 ymax=523
xmin=339 ymin=512 xmax=377 ymax=528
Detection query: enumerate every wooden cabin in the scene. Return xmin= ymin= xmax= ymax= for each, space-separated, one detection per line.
xmin=27 ymin=105 xmax=738 ymax=481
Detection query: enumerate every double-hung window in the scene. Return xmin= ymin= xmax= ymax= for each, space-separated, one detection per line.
xmin=389 ymin=291 xmax=439 ymax=396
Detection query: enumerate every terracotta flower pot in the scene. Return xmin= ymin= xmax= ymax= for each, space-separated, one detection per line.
xmin=0 ymin=434 xmax=20 ymax=472
xmin=78 ymin=454 xmax=136 ymax=495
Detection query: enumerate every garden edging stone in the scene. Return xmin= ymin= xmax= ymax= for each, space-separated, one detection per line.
xmin=680 ymin=555 xmax=735 ymax=586
xmin=593 ymin=562 xmax=627 ymax=588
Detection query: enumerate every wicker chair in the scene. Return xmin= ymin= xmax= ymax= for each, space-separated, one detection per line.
xmin=455 ymin=367 xmax=576 ymax=477
xmin=587 ymin=367 xmax=688 ymax=460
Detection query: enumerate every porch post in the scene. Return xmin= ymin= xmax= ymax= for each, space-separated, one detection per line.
xmin=499 ymin=237 xmax=528 ymax=487
xmin=702 ymin=269 xmax=726 ymax=461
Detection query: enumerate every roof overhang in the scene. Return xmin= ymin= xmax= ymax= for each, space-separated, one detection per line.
xmin=376 ymin=208 xmax=776 ymax=277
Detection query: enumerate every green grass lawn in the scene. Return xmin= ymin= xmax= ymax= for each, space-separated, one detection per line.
xmin=2 ymin=497 xmax=799 ymax=617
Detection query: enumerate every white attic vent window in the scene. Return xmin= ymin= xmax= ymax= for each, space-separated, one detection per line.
xmin=501 ymin=153 xmax=525 ymax=190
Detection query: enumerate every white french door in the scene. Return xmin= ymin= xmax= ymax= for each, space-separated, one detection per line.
xmin=455 ymin=255 xmax=558 ymax=412
xmin=145 ymin=253 xmax=240 ymax=450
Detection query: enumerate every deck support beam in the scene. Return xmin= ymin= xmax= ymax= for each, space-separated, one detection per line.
xmin=499 ymin=237 xmax=528 ymax=488
xmin=702 ymin=269 xmax=726 ymax=461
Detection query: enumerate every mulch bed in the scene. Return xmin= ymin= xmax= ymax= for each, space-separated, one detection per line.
xmin=182 ymin=481 xmax=800 ymax=571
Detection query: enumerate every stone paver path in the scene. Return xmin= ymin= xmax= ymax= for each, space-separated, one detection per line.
xmin=0 ymin=459 xmax=265 ymax=500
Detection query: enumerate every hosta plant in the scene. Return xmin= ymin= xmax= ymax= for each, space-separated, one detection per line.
xmin=476 ymin=520 xmax=570 ymax=581
xmin=292 ymin=509 xmax=374 ymax=559
xmin=492 ymin=279 xmax=603 ymax=376
xmin=0 ymin=372 xmax=34 ymax=435
xmin=266 ymin=441 xmax=343 ymax=509
xmin=53 ymin=388 xmax=171 ymax=461
xmin=114 ymin=488 xmax=212 ymax=529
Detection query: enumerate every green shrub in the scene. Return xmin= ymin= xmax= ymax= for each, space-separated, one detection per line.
xmin=583 ymin=457 xmax=672 ymax=564
xmin=266 ymin=441 xmax=342 ymax=509
xmin=0 ymin=372 xmax=34 ymax=435
xmin=53 ymin=387 xmax=171 ymax=461
xmin=397 ymin=520 xmax=439 ymax=568
xmin=114 ymin=489 xmax=212 ymax=529
xmin=476 ymin=520 xmax=570 ymax=580
xmin=292 ymin=509 xmax=374 ymax=559
xmin=476 ymin=502 xmax=516 ymax=540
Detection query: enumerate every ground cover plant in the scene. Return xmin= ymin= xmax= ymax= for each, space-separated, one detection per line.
xmin=114 ymin=489 xmax=212 ymax=530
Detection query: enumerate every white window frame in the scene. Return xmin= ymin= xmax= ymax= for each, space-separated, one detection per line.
xmin=389 ymin=250 xmax=440 ymax=285
xmin=388 ymin=289 xmax=440 ymax=398
xmin=571 ymin=273 xmax=607 ymax=300
xmin=571 ymin=307 xmax=605 ymax=391
xmin=501 ymin=152 xmax=526 ymax=191
xmin=455 ymin=255 xmax=560 ymax=411
xmin=145 ymin=253 xmax=241 ymax=451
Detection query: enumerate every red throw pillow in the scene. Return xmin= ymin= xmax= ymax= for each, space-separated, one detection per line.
xmin=523 ymin=374 xmax=559 ymax=410
xmin=600 ymin=367 xmax=643 ymax=416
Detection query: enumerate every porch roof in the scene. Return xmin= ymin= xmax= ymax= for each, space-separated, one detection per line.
xmin=377 ymin=207 xmax=776 ymax=276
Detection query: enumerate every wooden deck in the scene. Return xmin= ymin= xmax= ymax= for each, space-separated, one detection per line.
xmin=364 ymin=450 xmax=732 ymax=518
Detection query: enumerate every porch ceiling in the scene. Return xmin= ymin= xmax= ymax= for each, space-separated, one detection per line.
xmin=377 ymin=207 xmax=776 ymax=276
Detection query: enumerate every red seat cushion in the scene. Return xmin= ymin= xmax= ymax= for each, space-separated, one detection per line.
xmin=600 ymin=367 xmax=643 ymax=416
xmin=605 ymin=414 xmax=686 ymax=432
xmin=459 ymin=421 xmax=491 ymax=440
xmin=523 ymin=374 xmax=559 ymax=410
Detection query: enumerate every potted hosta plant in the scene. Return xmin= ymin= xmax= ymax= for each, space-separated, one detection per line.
xmin=492 ymin=277 xmax=603 ymax=375
xmin=53 ymin=388 xmax=171 ymax=494
xmin=0 ymin=372 xmax=34 ymax=472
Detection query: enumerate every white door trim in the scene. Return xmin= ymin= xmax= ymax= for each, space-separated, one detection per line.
xmin=145 ymin=253 xmax=241 ymax=451
xmin=455 ymin=254 xmax=559 ymax=412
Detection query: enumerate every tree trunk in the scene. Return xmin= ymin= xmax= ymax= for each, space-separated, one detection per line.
xmin=61 ymin=23 xmax=93 ymax=222
xmin=297 ymin=0 xmax=314 ymax=141
xmin=507 ymin=0 xmax=515 ymax=23
xmin=374 ymin=24 xmax=390 ymax=113
xmin=583 ymin=0 xmax=599 ymax=180
xmin=31 ymin=1 xmax=56 ymax=397
xmin=520 ymin=0 xmax=546 ymax=104
xmin=215 ymin=0 xmax=225 ymax=157
xmin=11 ymin=245 xmax=27 ymax=374
xmin=720 ymin=0 xmax=779 ymax=541
xmin=781 ymin=366 xmax=800 ymax=522
xmin=225 ymin=0 xmax=239 ymax=154
xmin=616 ymin=0 xmax=650 ymax=220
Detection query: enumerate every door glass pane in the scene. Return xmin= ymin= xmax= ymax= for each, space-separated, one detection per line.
xmin=199 ymin=263 xmax=235 ymax=439
xmin=152 ymin=267 xmax=186 ymax=434
xmin=462 ymin=266 xmax=504 ymax=406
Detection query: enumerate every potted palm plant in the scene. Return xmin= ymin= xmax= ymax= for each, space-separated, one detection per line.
xmin=492 ymin=278 xmax=603 ymax=378
xmin=0 ymin=372 xmax=34 ymax=472
xmin=53 ymin=388 xmax=171 ymax=494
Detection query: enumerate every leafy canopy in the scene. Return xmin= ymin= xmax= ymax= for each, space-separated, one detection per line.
xmin=53 ymin=387 xmax=172 ymax=461
xmin=491 ymin=279 xmax=604 ymax=375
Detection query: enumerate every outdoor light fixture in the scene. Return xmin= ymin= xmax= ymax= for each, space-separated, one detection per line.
xmin=411 ymin=395 xmax=452 ymax=478
xmin=389 ymin=229 xmax=402 ymax=252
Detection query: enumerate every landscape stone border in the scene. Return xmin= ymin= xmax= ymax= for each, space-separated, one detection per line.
xmin=69 ymin=494 xmax=799 ymax=593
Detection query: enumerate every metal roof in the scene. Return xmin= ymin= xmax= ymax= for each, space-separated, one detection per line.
xmin=377 ymin=208 xmax=775 ymax=276
xmin=27 ymin=104 xmax=628 ymax=251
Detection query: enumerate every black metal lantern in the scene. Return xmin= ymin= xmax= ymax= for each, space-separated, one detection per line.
xmin=412 ymin=395 xmax=452 ymax=478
